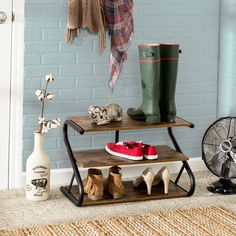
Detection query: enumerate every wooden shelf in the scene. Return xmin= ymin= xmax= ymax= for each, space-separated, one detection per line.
xmin=68 ymin=115 xmax=194 ymax=133
xmin=61 ymin=115 xmax=195 ymax=207
xmin=74 ymin=145 xmax=189 ymax=168
xmin=68 ymin=180 xmax=187 ymax=206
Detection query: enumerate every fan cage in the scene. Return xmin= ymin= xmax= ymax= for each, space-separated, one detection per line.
xmin=201 ymin=117 xmax=236 ymax=179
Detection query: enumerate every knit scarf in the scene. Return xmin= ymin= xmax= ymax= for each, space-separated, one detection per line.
xmin=65 ymin=0 xmax=106 ymax=53
xmin=105 ymin=0 xmax=134 ymax=90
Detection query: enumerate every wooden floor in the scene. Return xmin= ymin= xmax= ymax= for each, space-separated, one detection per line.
xmin=69 ymin=181 xmax=187 ymax=206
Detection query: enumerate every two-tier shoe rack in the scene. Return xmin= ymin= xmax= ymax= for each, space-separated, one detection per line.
xmin=60 ymin=115 xmax=195 ymax=207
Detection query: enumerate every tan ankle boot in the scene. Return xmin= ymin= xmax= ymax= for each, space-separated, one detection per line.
xmin=107 ymin=166 xmax=125 ymax=199
xmin=83 ymin=168 xmax=104 ymax=200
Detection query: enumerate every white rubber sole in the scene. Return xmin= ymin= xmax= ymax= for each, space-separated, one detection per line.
xmin=144 ymin=155 xmax=158 ymax=160
xmin=105 ymin=145 xmax=143 ymax=161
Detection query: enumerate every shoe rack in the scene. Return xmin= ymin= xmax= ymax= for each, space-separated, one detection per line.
xmin=60 ymin=115 xmax=195 ymax=207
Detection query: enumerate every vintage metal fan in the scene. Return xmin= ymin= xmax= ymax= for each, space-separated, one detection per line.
xmin=202 ymin=117 xmax=236 ymax=194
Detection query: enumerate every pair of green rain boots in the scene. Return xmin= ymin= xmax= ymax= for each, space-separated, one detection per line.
xmin=127 ymin=43 xmax=180 ymax=124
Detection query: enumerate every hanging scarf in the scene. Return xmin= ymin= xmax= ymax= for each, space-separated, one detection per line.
xmin=105 ymin=0 xmax=134 ymax=90
xmin=65 ymin=0 xmax=107 ymax=53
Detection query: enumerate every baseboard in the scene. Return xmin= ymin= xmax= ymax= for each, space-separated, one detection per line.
xmin=20 ymin=157 xmax=207 ymax=188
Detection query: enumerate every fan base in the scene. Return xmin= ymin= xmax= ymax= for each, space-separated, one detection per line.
xmin=208 ymin=179 xmax=236 ymax=194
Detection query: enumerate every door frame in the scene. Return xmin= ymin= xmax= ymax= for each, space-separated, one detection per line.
xmin=8 ymin=0 xmax=24 ymax=188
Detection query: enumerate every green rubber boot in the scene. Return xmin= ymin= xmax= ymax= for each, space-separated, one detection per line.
xmin=127 ymin=44 xmax=161 ymax=124
xmin=159 ymin=44 xmax=180 ymax=122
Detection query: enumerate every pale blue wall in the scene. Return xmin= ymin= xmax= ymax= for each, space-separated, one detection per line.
xmin=24 ymin=0 xmax=219 ymax=170
xmin=218 ymin=0 xmax=236 ymax=117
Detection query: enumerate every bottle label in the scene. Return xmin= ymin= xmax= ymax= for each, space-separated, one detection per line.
xmin=26 ymin=165 xmax=50 ymax=200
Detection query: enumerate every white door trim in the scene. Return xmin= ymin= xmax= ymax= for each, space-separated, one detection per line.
xmin=0 ymin=0 xmax=13 ymax=189
xmin=9 ymin=0 xmax=24 ymax=188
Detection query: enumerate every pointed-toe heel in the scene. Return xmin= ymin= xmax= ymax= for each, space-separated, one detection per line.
xmin=133 ymin=167 xmax=155 ymax=195
xmin=153 ymin=166 xmax=171 ymax=194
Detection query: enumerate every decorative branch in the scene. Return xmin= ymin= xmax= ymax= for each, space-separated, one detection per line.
xmin=35 ymin=74 xmax=60 ymax=134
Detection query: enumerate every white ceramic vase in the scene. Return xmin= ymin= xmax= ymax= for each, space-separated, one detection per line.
xmin=25 ymin=132 xmax=50 ymax=201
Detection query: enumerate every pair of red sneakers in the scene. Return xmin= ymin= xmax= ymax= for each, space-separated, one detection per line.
xmin=105 ymin=141 xmax=158 ymax=161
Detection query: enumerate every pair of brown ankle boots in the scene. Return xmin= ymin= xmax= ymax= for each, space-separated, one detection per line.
xmin=83 ymin=166 xmax=125 ymax=200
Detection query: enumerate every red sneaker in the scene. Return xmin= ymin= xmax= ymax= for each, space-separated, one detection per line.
xmin=105 ymin=142 xmax=143 ymax=161
xmin=128 ymin=141 xmax=158 ymax=160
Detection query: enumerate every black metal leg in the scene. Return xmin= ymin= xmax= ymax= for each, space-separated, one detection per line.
xmin=182 ymin=161 xmax=195 ymax=196
xmin=167 ymin=127 xmax=195 ymax=196
xmin=167 ymin=127 xmax=182 ymax=153
xmin=115 ymin=130 xmax=119 ymax=143
xmin=174 ymin=165 xmax=184 ymax=184
xmin=60 ymin=122 xmax=84 ymax=207
xmin=68 ymin=173 xmax=75 ymax=192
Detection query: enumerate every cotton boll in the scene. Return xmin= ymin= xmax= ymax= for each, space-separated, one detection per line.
xmin=45 ymin=74 xmax=54 ymax=82
xmin=46 ymin=93 xmax=55 ymax=100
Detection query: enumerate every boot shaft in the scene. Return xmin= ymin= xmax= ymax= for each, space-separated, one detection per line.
xmin=159 ymin=43 xmax=180 ymax=122
xmin=83 ymin=168 xmax=104 ymax=200
xmin=160 ymin=43 xmax=179 ymax=59
xmin=138 ymin=44 xmax=160 ymax=61
xmin=160 ymin=44 xmax=179 ymax=95
xmin=107 ymin=166 xmax=124 ymax=198
xmin=138 ymin=44 xmax=161 ymax=119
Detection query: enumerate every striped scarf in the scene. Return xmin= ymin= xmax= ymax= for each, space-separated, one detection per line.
xmin=105 ymin=0 xmax=134 ymax=90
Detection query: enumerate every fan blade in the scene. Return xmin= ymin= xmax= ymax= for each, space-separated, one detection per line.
xmin=231 ymin=136 xmax=236 ymax=146
xmin=211 ymin=151 xmax=226 ymax=168
xmin=229 ymin=151 xmax=236 ymax=163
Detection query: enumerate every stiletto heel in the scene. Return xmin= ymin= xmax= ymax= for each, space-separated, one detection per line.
xmin=146 ymin=180 xmax=153 ymax=195
xmin=133 ymin=168 xmax=154 ymax=195
xmin=163 ymin=175 xmax=170 ymax=194
xmin=153 ymin=166 xmax=171 ymax=194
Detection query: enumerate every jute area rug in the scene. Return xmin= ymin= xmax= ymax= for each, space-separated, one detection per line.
xmin=1 ymin=206 xmax=236 ymax=236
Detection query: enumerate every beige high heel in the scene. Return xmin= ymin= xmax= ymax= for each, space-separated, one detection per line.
xmin=152 ymin=166 xmax=171 ymax=194
xmin=133 ymin=168 xmax=154 ymax=195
